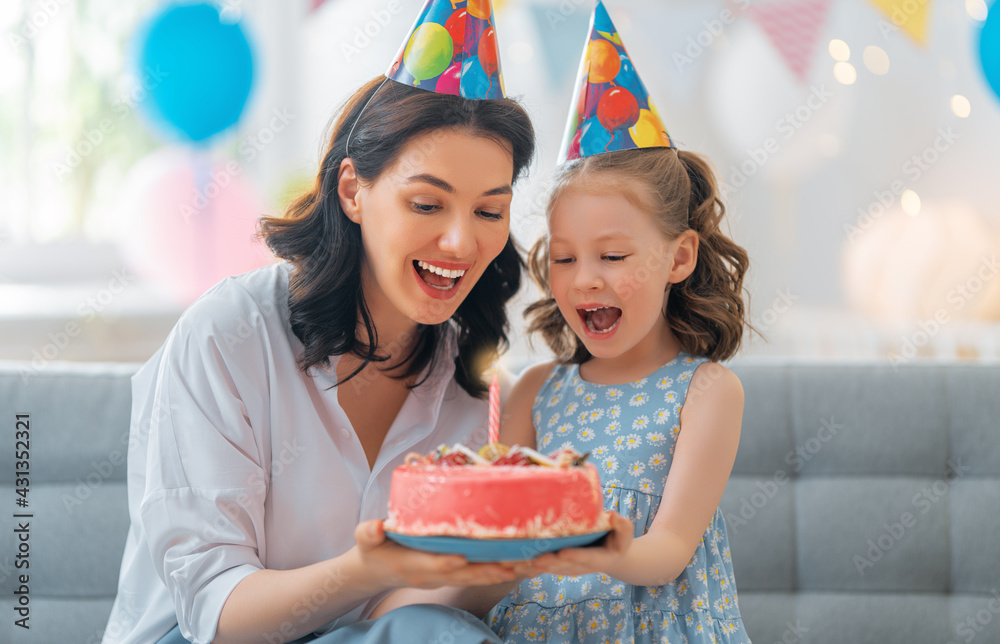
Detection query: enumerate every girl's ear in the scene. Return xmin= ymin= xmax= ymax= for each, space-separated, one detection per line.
xmin=338 ymin=158 xmax=362 ymax=224
xmin=667 ymin=229 xmax=699 ymax=286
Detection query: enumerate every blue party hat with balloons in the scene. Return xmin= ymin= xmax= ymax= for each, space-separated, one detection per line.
xmin=387 ymin=0 xmax=505 ymax=99
xmin=558 ymin=1 xmax=672 ymax=163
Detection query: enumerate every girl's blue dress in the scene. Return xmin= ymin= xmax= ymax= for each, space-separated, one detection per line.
xmin=488 ymin=353 xmax=751 ymax=643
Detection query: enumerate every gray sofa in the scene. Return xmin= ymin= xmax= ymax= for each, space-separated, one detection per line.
xmin=1 ymin=359 xmax=998 ymax=643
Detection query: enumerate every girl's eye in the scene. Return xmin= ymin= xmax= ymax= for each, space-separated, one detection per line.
xmin=412 ymin=203 xmax=439 ymax=214
xmin=603 ymin=255 xmax=627 ymax=262
xmin=551 ymin=257 xmax=574 ymax=265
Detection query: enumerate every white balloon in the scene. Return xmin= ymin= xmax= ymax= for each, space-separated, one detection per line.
xmin=706 ymin=22 xmax=857 ymax=180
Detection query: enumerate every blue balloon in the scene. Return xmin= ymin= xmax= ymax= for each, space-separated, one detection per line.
xmin=980 ymin=1 xmax=1000 ymax=103
xmin=615 ymin=54 xmax=647 ymax=106
xmin=580 ymin=116 xmax=613 ymax=156
xmin=423 ymin=0 xmax=454 ymax=26
xmin=135 ymin=3 xmax=254 ymax=143
xmin=460 ymin=55 xmax=501 ymax=99
xmin=611 ymin=128 xmax=635 ymax=152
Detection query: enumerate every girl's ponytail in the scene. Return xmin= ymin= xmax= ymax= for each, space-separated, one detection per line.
xmin=669 ymin=150 xmax=749 ymax=361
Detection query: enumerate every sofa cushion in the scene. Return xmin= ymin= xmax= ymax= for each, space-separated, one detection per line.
xmin=721 ymin=476 xmax=796 ymax=591
xmin=950 ymin=479 xmax=1000 ymax=594
xmin=796 ymin=477 xmax=949 ymax=592
xmin=797 ymin=592 xmax=953 ymax=643
xmin=789 ymin=364 xmax=948 ymax=477
xmin=0 ymin=361 xmax=135 ymax=483
xmin=947 ymin=365 xmax=1000 ymax=476
xmin=729 ymin=364 xmax=795 ymax=476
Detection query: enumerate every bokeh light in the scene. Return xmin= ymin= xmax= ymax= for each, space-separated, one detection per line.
xmin=863 ymin=46 xmax=890 ymax=75
xmin=834 ymin=61 xmax=857 ymax=84
xmin=828 ymin=39 xmax=851 ymax=61
xmin=951 ymin=94 xmax=971 ymax=117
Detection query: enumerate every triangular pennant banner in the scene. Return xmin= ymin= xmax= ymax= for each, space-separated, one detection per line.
xmin=747 ymin=0 xmax=834 ymax=84
xmin=865 ymin=0 xmax=932 ymax=45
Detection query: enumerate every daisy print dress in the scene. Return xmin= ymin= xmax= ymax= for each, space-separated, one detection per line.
xmin=488 ymin=353 xmax=751 ymax=643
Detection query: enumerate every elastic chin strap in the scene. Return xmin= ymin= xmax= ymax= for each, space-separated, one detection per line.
xmin=345 ymin=76 xmax=391 ymax=158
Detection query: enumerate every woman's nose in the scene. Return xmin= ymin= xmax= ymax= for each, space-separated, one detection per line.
xmin=437 ymin=212 xmax=477 ymax=257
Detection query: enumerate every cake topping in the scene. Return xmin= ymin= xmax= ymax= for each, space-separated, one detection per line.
xmin=478 ymin=442 xmax=510 ymax=462
xmin=403 ymin=443 xmax=590 ymax=469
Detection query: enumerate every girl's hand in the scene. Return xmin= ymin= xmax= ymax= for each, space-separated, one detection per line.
xmin=352 ymin=520 xmax=520 ymax=591
xmin=524 ymin=512 xmax=634 ymax=578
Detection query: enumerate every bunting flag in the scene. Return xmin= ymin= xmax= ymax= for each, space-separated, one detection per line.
xmin=747 ymin=0 xmax=834 ymax=83
xmin=387 ymin=0 xmax=506 ymax=99
xmin=865 ymin=0 xmax=932 ymax=45
xmin=558 ymin=1 xmax=672 ymax=164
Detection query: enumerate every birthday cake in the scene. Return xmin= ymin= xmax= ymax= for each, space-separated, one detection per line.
xmin=383 ymin=444 xmax=610 ymax=540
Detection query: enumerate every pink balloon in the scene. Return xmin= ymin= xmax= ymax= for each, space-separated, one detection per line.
xmin=118 ymin=147 xmax=274 ymax=306
xmin=566 ymin=128 xmax=583 ymax=161
xmin=435 ymin=61 xmax=462 ymax=95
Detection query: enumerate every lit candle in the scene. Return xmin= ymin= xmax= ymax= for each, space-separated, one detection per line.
xmin=488 ymin=363 xmax=500 ymax=445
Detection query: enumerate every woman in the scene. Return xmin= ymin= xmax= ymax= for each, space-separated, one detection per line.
xmin=102 ymin=75 xmax=535 ymax=644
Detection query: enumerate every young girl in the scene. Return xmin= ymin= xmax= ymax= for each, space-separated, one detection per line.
xmin=487 ymin=143 xmax=752 ymax=642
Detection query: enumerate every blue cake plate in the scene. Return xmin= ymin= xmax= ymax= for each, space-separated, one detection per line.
xmin=384 ymin=530 xmax=610 ymax=562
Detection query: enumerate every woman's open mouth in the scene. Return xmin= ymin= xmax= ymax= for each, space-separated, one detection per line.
xmin=577 ymin=306 xmax=622 ymax=336
xmin=413 ymin=260 xmax=469 ymax=300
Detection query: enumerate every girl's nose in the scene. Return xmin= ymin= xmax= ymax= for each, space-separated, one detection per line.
xmin=437 ymin=212 xmax=477 ymax=258
xmin=572 ymin=259 xmax=604 ymax=291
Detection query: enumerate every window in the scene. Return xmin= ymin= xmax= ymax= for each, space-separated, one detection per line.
xmin=1 ymin=0 xmax=160 ymax=243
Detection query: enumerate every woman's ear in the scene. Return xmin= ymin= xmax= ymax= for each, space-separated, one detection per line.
xmin=667 ymin=229 xmax=699 ymax=285
xmin=338 ymin=158 xmax=362 ymax=224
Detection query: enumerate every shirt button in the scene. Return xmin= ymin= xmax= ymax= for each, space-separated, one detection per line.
xmin=340 ymin=428 xmax=350 ymax=436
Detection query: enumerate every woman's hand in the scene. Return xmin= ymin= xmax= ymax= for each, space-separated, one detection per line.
xmin=519 ymin=512 xmax=634 ymax=578
xmin=352 ymin=520 xmax=520 ymax=591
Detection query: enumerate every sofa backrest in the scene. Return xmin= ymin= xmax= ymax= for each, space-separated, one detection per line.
xmin=0 ymin=361 xmax=136 ymax=643
xmin=724 ymin=362 xmax=1000 ymax=643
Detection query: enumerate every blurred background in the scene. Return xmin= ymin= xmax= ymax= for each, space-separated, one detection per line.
xmin=2 ymin=0 xmax=999 ymax=370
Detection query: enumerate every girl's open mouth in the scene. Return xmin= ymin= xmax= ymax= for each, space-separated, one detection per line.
xmin=578 ymin=306 xmax=622 ymax=335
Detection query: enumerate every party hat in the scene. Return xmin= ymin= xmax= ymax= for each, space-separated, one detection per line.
xmin=558 ymin=1 xmax=672 ymax=164
xmin=387 ymin=0 xmax=506 ymax=99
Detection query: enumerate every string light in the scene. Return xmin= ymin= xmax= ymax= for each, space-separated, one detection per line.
xmin=834 ymin=62 xmax=857 ymax=85
xmin=828 ymin=39 xmax=850 ymax=61
xmin=951 ymin=95 xmax=971 ymax=118
xmin=965 ymin=0 xmax=988 ymax=22
xmin=863 ymin=46 xmax=890 ymax=75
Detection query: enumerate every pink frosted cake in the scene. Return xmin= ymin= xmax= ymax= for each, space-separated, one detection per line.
xmin=384 ymin=445 xmax=610 ymax=539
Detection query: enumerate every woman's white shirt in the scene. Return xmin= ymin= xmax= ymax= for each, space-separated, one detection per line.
xmin=103 ymin=262 xmax=494 ymax=644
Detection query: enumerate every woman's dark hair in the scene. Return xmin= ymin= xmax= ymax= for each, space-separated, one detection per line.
xmin=525 ymin=147 xmax=750 ymax=363
xmin=258 ymin=76 xmax=535 ymax=398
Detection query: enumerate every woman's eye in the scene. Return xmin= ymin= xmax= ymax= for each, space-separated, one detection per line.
xmin=477 ymin=210 xmax=504 ymax=221
xmin=412 ymin=203 xmax=439 ymax=214
xmin=604 ymin=255 xmax=627 ymax=262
